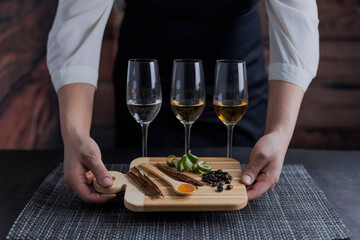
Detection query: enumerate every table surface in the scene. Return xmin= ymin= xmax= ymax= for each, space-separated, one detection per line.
xmin=0 ymin=147 xmax=359 ymax=239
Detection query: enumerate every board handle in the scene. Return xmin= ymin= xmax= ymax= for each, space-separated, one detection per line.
xmin=93 ymin=171 xmax=127 ymax=194
xmin=139 ymin=163 xmax=179 ymax=187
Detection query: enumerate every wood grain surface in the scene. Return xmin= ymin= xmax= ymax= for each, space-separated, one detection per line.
xmin=121 ymin=157 xmax=248 ymax=212
xmin=0 ymin=1 xmax=359 ymax=149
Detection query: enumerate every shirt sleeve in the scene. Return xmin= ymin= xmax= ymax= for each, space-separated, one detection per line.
xmin=265 ymin=0 xmax=320 ymax=92
xmin=47 ymin=0 xmax=114 ymax=92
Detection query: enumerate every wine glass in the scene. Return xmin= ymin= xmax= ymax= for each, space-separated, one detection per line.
xmin=213 ymin=60 xmax=248 ymax=158
xmin=171 ymin=59 xmax=205 ymax=154
xmin=127 ymin=59 xmax=162 ymax=157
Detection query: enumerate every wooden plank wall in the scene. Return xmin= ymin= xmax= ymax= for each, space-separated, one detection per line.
xmin=258 ymin=0 xmax=360 ymax=149
xmin=0 ymin=0 xmax=359 ymax=150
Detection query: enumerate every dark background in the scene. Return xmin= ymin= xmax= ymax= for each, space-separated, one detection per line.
xmin=0 ymin=0 xmax=359 ymax=150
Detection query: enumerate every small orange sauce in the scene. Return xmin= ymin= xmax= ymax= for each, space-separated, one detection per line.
xmin=177 ymin=184 xmax=195 ymax=193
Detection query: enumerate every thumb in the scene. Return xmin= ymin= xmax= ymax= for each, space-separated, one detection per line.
xmin=241 ymin=154 xmax=267 ymax=186
xmin=82 ymin=153 xmax=113 ymax=188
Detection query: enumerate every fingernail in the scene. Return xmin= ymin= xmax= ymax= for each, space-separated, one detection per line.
xmin=243 ymin=175 xmax=252 ymax=185
xmin=102 ymin=177 xmax=113 ymax=187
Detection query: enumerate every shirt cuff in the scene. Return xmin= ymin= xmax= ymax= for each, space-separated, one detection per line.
xmin=50 ymin=66 xmax=98 ymax=92
xmin=268 ymin=63 xmax=313 ymax=92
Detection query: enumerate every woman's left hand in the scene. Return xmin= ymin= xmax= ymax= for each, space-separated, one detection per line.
xmin=241 ymin=131 xmax=289 ymax=200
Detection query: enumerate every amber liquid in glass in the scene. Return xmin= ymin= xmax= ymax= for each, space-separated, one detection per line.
xmin=171 ymin=100 xmax=205 ymax=124
xmin=213 ymin=101 xmax=248 ymax=126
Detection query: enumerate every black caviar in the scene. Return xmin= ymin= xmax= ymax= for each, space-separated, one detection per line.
xmin=202 ymin=169 xmax=233 ymax=192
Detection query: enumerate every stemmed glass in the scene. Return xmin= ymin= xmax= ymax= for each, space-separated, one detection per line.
xmin=127 ymin=59 xmax=162 ymax=157
xmin=213 ymin=60 xmax=248 ymax=158
xmin=171 ymin=59 xmax=205 ymax=154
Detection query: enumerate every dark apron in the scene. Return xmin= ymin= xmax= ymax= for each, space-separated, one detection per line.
xmin=113 ymin=0 xmax=268 ymax=148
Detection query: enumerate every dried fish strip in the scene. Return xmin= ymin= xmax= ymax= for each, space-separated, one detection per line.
xmin=156 ymin=163 xmax=204 ymax=186
xmin=127 ymin=172 xmax=158 ymax=198
xmin=127 ymin=167 xmax=164 ymax=198
xmin=132 ymin=167 xmax=164 ymax=197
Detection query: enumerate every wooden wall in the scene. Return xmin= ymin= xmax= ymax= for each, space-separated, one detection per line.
xmin=0 ymin=0 xmax=359 ymax=150
xmin=263 ymin=0 xmax=360 ymax=149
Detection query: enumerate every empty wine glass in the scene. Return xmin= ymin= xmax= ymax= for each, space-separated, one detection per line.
xmin=171 ymin=59 xmax=205 ymax=154
xmin=127 ymin=59 xmax=162 ymax=157
xmin=213 ymin=60 xmax=248 ymax=158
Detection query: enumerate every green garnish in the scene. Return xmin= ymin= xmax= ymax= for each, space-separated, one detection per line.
xmin=182 ymin=155 xmax=193 ymax=172
xmin=173 ymin=159 xmax=179 ymax=169
xmin=176 ymin=159 xmax=184 ymax=171
xmin=197 ymin=161 xmax=212 ymax=172
xmin=192 ymin=169 xmax=202 ymax=175
xmin=165 ymin=151 xmax=212 ymax=174
xmin=166 ymin=155 xmax=177 ymax=167
xmin=186 ymin=150 xmax=199 ymax=164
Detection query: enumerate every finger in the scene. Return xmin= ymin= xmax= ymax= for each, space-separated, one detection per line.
xmin=117 ymin=191 xmax=125 ymax=198
xmin=81 ymin=152 xmax=113 ymax=188
xmin=246 ymin=171 xmax=274 ymax=200
xmin=71 ymin=171 xmax=116 ymax=203
xmin=77 ymin=186 xmax=117 ymax=203
xmin=241 ymin=153 xmax=268 ymax=186
xmin=85 ymin=171 xmax=95 ymax=185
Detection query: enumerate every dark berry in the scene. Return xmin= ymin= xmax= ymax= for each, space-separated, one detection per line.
xmin=210 ymin=177 xmax=218 ymax=181
xmin=202 ymin=177 xmax=209 ymax=182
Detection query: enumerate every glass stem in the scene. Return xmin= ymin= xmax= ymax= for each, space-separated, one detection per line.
xmin=226 ymin=124 xmax=235 ymax=158
xmin=184 ymin=123 xmax=192 ymax=154
xmin=141 ymin=123 xmax=149 ymax=157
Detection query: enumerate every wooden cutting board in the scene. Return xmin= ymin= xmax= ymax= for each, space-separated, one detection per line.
xmin=105 ymin=157 xmax=247 ymax=212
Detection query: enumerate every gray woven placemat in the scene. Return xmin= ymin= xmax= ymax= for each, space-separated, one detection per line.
xmin=7 ymin=164 xmax=351 ymax=240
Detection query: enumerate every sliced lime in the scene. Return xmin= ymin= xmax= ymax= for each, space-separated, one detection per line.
xmin=197 ymin=160 xmax=212 ymax=172
xmin=190 ymin=164 xmax=197 ymax=172
xmin=192 ymin=169 xmax=202 ymax=174
xmin=173 ymin=159 xmax=179 ymax=169
xmin=182 ymin=155 xmax=193 ymax=172
xmin=166 ymin=155 xmax=177 ymax=167
xmin=186 ymin=150 xmax=199 ymax=164
xmin=176 ymin=159 xmax=184 ymax=172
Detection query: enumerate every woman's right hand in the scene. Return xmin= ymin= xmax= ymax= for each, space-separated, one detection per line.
xmin=63 ymin=135 xmax=116 ymax=203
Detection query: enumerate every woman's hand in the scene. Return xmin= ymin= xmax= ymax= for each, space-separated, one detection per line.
xmin=63 ymin=135 xmax=116 ymax=203
xmin=240 ymin=81 xmax=305 ymax=200
xmin=57 ymin=83 xmax=115 ymax=203
xmin=241 ymin=131 xmax=288 ymax=200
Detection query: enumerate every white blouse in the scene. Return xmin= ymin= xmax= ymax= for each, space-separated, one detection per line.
xmin=47 ymin=0 xmax=319 ymax=92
